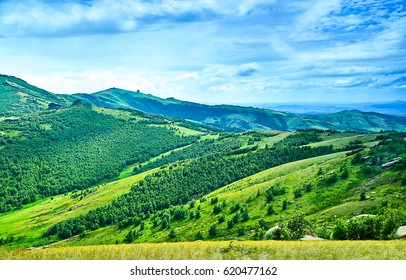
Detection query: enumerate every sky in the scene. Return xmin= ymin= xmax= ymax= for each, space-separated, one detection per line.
xmin=0 ymin=0 xmax=405 ymax=105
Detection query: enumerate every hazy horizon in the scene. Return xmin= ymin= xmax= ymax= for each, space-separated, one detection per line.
xmin=1 ymin=0 xmax=405 ymax=104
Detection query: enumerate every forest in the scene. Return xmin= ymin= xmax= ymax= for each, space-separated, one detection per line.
xmin=0 ymin=104 xmax=196 ymax=212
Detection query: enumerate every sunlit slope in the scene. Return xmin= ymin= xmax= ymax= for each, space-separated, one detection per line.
xmin=0 ymin=169 xmax=157 ymax=246
xmin=58 ymin=132 xmax=405 ymax=246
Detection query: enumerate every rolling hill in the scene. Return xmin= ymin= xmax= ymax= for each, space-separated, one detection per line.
xmin=70 ymin=88 xmax=406 ymax=132
xmin=69 ymin=88 xmax=303 ymax=132
xmin=0 ymin=74 xmax=70 ymax=116
xmin=1 ymin=74 xmax=406 ymax=132
xmin=0 ymin=90 xmax=405 ymax=260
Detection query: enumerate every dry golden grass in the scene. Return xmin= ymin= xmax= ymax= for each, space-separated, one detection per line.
xmin=1 ymin=240 xmax=405 ymax=260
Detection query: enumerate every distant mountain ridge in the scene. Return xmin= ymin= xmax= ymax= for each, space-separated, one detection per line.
xmin=68 ymin=88 xmax=406 ymax=132
xmin=1 ymin=74 xmax=406 ymax=132
xmin=257 ymin=101 xmax=406 ymax=116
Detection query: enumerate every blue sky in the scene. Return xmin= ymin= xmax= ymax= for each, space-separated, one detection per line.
xmin=0 ymin=0 xmax=405 ymax=104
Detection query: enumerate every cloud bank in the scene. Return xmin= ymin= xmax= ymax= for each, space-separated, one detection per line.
xmin=0 ymin=0 xmax=405 ymax=104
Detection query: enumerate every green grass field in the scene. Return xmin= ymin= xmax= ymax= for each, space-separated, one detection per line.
xmin=1 ymin=240 xmax=405 ymax=260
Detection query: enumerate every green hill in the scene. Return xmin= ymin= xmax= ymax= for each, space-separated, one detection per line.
xmin=0 ymin=74 xmax=70 ymax=116
xmin=1 ymin=74 xmax=406 ymax=132
xmin=49 ymin=132 xmax=406 ymax=246
xmin=69 ymin=88 xmax=406 ymax=132
xmin=0 ymin=103 xmax=205 ymax=213
xmin=69 ymin=88 xmax=302 ymax=132
xmin=1 ymin=128 xmax=405 ymax=248
xmin=305 ymin=110 xmax=406 ymax=133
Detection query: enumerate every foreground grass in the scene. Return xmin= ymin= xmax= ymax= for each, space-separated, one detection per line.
xmin=1 ymin=241 xmax=405 ymax=260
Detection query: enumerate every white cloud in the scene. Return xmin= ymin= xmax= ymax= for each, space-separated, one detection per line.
xmin=0 ymin=0 xmax=278 ymax=37
xmin=1 ymin=0 xmax=405 ymax=104
xmin=175 ymin=72 xmax=199 ymax=81
xmin=236 ymin=62 xmax=260 ymax=77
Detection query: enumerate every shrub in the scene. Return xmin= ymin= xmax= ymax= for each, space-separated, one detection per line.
xmin=287 ymin=212 xmax=308 ymax=239
xmin=314 ymin=224 xmax=332 ymax=240
xmin=268 ymin=212 xmax=308 ymax=240
xmin=217 ymin=215 xmax=225 ymax=224
xmin=210 ymin=197 xmax=219 ymax=204
xmin=233 ymin=213 xmax=240 ymax=224
xmin=352 ymin=153 xmax=362 ymax=164
xmin=327 ymin=173 xmax=338 ymax=184
xmin=340 ymin=169 xmax=349 ymax=179
xmin=332 ymin=209 xmax=405 ymax=240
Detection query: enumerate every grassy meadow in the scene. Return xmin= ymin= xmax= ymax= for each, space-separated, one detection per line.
xmin=1 ymin=240 xmax=405 ymax=260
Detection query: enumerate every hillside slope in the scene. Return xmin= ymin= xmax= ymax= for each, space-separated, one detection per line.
xmin=0 ymin=75 xmax=70 ymax=116
xmin=0 ymin=103 xmax=203 ymax=213
xmin=56 ymin=131 xmax=406 ymax=246
xmin=305 ymin=110 xmax=406 ymax=133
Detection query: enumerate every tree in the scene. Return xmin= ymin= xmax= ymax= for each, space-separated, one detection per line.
xmin=213 ymin=204 xmax=223 ymax=214
xmin=294 ymin=188 xmax=302 ymax=199
xmin=258 ymin=219 xmax=268 ymax=230
xmin=282 ymin=200 xmax=288 ymax=211
xmin=287 ymin=212 xmax=308 ymax=239
xmin=241 ymin=209 xmax=250 ymax=222
xmin=209 ymin=224 xmax=217 ymax=237
xmin=267 ymin=205 xmax=275 ymax=215
xmin=168 ymin=229 xmax=176 ymax=239
xmin=265 ymin=190 xmax=274 ymax=202
xmin=217 ymin=215 xmax=225 ymax=224
xmin=195 ymin=231 xmax=204 ymax=241
xmin=360 ymin=191 xmax=366 ymax=201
